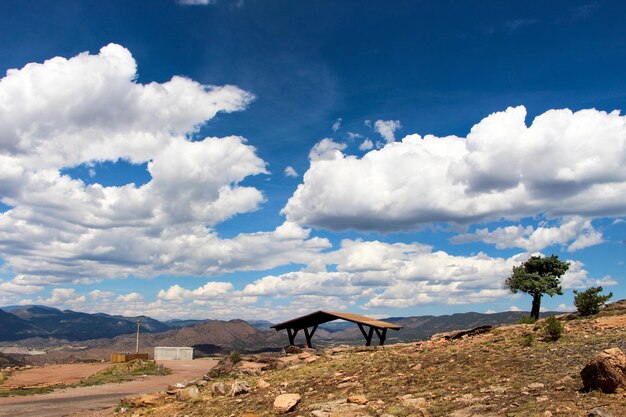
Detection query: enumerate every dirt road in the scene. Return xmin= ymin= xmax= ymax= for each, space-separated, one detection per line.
xmin=1 ymin=363 xmax=110 ymax=389
xmin=0 ymin=359 xmax=217 ymax=417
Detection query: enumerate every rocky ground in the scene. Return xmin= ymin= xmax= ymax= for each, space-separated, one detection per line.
xmin=112 ymin=304 xmax=626 ymax=417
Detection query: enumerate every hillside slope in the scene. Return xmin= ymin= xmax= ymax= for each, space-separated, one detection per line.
xmin=0 ymin=309 xmax=45 ymax=341
xmin=121 ymin=301 xmax=626 ymax=417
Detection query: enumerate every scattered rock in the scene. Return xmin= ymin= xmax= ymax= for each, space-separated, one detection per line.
xmin=232 ymin=380 xmax=250 ymax=396
xmin=273 ymin=393 xmax=301 ymax=414
xmin=556 ymin=375 xmax=574 ymax=384
xmin=298 ymin=352 xmax=312 ymax=359
xmin=285 ymin=345 xmax=302 ymax=355
xmin=196 ymin=379 xmax=208 ymax=387
xmin=211 ymin=382 xmax=228 ymax=396
xmin=347 ymin=395 xmax=368 ymax=405
xmin=311 ymin=411 xmax=329 ymax=417
xmin=432 ymin=325 xmax=494 ymax=341
xmin=176 ymin=385 xmax=199 ymax=401
xmin=580 ymin=347 xmax=626 ymax=393
xmin=527 ymin=382 xmax=545 ymax=390
xmin=304 ymin=355 xmax=320 ymax=363
xmin=412 ymin=363 xmax=422 ymax=371
xmin=121 ymin=393 xmax=162 ymax=407
xmin=337 ymin=381 xmax=358 ymax=389
xmin=257 ymin=378 xmax=270 ymax=388
xmin=588 ymin=407 xmax=614 ymax=417
xmin=403 ymin=396 xmax=428 ymax=413
xmin=208 ymin=357 xmax=235 ymax=378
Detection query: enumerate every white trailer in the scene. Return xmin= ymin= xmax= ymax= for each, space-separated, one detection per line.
xmin=154 ymin=346 xmax=194 ymax=360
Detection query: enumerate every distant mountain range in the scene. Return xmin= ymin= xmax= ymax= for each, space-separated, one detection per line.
xmin=0 ymin=304 xmax=553 ymax=349
xmin=0 ymin=305 xmax=172 ymax=342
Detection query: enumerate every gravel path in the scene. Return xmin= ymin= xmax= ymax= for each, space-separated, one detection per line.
xmin=0 ymin=359 xmax=218 ymax=417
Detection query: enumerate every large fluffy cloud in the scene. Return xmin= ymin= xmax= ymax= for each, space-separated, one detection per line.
xmin=0 ymin=44 xmax=328 ymax=286
xmin=284 ymin=106 xmax=626 ymax=231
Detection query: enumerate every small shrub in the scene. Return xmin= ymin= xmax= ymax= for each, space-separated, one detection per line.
xmin=517 ymin=315 xmax=536 ymax=324
xmin=542 ymin=314 xmax=564 ymax=341
xmin=574 ymin=286 xmax=613 ymax=316
xmin=522 ymin=333 xmax=535 ymax=347
xmin=229 ymin=351 xmax=242 ymax=363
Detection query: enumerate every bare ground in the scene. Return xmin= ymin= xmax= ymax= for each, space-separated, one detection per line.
xmin=116 ymin=312 xmax=626 ymax=417
xmin=0 ymin=359 xmax=217 ymax=417
xmin=1 ymin=362 xmax=111 ymax=389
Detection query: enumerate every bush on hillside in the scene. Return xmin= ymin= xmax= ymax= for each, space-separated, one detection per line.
xmin=574 ymin=286 xmax=613 ymax=316
xmin=229 ymin=351 xmax=242 ymax=364
xmin=542 ymin=314 xmax=564 ymax=341
xmin=517 ymin=315 xmax=536 ymax=324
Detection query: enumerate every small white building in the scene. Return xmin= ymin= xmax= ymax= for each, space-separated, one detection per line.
xmin=154 ymin=346 xmax=194 ymax=360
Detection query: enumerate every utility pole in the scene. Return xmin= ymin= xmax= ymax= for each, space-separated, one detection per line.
xmin=136 ymin=320 xmax=140 ymax=353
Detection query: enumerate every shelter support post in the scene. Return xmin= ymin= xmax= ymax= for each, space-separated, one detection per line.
xmin=358 ymin=324 xmax=388 ymax=346
xmin=287 ymin=328 xmax=300 ymax=346
xmin=374 ymin=327 xmax=387 ymax=345
xmin=303 ymin=324 xmax=318 ymax=348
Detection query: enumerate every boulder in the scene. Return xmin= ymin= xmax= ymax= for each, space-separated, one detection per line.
xmin=211 ymin=382 xmax=228 ymax=396
xmin=121 ymin=393 xmax=162 ymax=407
xmin=208 ymin=357 xmax=235 ymax=378
xmin=176 ymin=385 xmax=199 ymax=401
xmin=580 ymin=348 xmax=626 ymax=393
xmin=285 ymin=345 xmax=302 ymax=355
xmin=257 ymin=378 xmax=271 ymax=388
xmin=588 ymin=407 xmax=613 ymax=417
xmin=273 ymin=393 xmax=301 ymax=414
xmin=347 ymin=395 xmax=368 ymax=405
xmin=232 ymin=380 xmax=250 ymax=396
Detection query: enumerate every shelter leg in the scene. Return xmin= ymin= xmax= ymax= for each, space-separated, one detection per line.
xmin=374 ymin=328 xmax=387 ymax=345
xmin=358 ymin=324 xmax=374 ymax=346
xmin=287 ymin=328 xmax=300 ymax=346
xmin=366 ymin=326 xmax=374 ymax=346
xmin=304 ymin=327 xmax=313 ymax=348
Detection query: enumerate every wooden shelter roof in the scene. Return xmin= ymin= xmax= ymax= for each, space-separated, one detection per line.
xmin=271 ymin=310 xmax=402 ymax=331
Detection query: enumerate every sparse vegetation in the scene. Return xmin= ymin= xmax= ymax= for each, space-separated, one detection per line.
xmin=78 ymin=360 xmax=169 ymax=387
xmin=574 ymin=286 xmax=613 ymax=316
xmin=517 ymin=315 xmax=536 ymax=324
xmin=505 ymin=255 xmax=569 ymax=320
xmin=542 ymin=314 xmax=564 ymax=341
xmin=0 ymin=370 xmax=10 ymax=386
xmin=228 ymin=351 xmax=241 ymax=364
xmin=521 ymin=333 xmax=535 ymax=347
xmin=0 ymin=386 xmax=55 ymax=397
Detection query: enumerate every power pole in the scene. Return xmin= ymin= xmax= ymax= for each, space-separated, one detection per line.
xmin=136 ymin=320 xmax=141 ymax=353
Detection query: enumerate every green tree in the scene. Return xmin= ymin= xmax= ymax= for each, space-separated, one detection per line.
xmin=573 ymin=286 xmax=613 ymax=316
xmin=505 ymin=255 xmax=570 ymax=320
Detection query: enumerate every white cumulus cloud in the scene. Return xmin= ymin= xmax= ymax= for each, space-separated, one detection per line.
xmin=284 ymin=106 xmax=626 ymax=231
xmin=0 ymin=45 xmax=328 ymax=287
xmin=374 ymin=120 xmax=402 ymax=142
xmin=451 ymin=216 xmax=603 ymax=252
xmin=284 ymin=166 xmax=298 ymax=177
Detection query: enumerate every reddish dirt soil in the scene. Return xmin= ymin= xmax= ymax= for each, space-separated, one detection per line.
xmin=1 ymin=362 xmax=110 ymax=389
xmin=595 ymin=314 xmax=626 ymax=328
xmin=0 ymin=359 xmax=218 ymax=417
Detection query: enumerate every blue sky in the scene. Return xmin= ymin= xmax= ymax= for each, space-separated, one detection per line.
xmin=0 ymin=0 xmax=624 ymax=321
